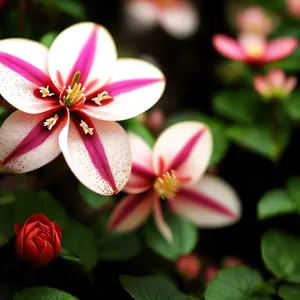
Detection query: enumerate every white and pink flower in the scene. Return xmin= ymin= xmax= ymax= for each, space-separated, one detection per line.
xmin=0 ymin=22 xmax=165 ymax=195
xmin=109 ymin=121 xmax=241 ymax=242
xmin=286 ymin=0 xmax=300 ymax=18
xmin=124 ymin=0 xmax=199 ymax=39
xmin=236 ymin=6 xmax=276 ymax=36
xmin=254 ymin=68 xmax=297 ymax=100
xmin=213 ymin=33 xmax=298 ymax=65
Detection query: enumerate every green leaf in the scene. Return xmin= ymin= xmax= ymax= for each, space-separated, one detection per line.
xmin=120 ymin=275 xmax=188 ymax=300
xmin=284 ymin=91 xmax=300 ymax=121
xmin=204 ymin=266 xmax=264 ymax=300
xmin=0 ymin=191 xmax=16 ymax=205
xmin=35 ymin=0 xmax=87 ymax=20
xmin=166 ymin=111 xmax=230 ymax=166
xmin=143 ymin=213 xmax=198 ymax=261
xmin=39 ymin=32 xmax=58 ymax=48
xmin=0 ymin=234 xmax=8 ymax=247
xmin=226 ymin=124 xmax=291 ymax=161
xmin=257 ymin=189 xmax=297 ymax=220
xmin=278 ymin=284 xmax=300 ymax=300
xmin=213 ymin=90 xmax=266 ymax=124
xmin=124 ymin=118 xmax=155 ymax=147
xmin=0 ymin=202 xmax=15 ymax=237
xmin=14 ymin=189 xmax=69 ymax=228
xmin=261 ymin=231 xmax=300 ymax=282
xmin=14 ymin=287 xmax=78 ymax=300
xmin=93 ymin=214 xmax=142 ymax=261
xmin=62 ymin=221 xmax=99 ymax=271
xmin=286 ymin=177 xmax=300 ymax=209
xmin=78 ymin=183 xmax=112 ymax=209
xmin=60 ymin=248 xmax=80 ymax=264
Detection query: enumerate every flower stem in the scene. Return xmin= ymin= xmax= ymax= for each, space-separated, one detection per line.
xmin=271 ymin=98 xmax=277 ymax=144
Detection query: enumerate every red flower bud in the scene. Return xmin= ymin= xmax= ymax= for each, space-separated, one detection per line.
xmin=176 ymin=254 xmax=201 ymax=280
xmin=14 ymin=213 xmax=62 ymax=267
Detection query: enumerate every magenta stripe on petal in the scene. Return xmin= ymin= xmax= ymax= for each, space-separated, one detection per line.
xmin=1 ymin=109 xmax=64 ymax=165
xmin=109 ymin=192 xmax=149 ymax=229
xmin=66 ymin=26 xmax=98 ymax=86
xmin=178 ymin=188 xmax=236 ymax=218
xmin=0 ymin=52 xmax=50 ymax=87
xmin=168 ymin=128 xmax=206 ymax=171
xmin=72 ymin=114 xmax=117 ymax=192
xmin=105 ymin=78 xmax=163 ymax=97
xmin=132 ymin=162 xmax=155 ymax=178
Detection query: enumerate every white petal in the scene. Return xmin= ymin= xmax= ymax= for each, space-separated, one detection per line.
xmin=48 ymin=22 xmax=117 ymax=94
xmin=170 ymin=175 xmax=242 ymax=227
xmin=152 ymin=121 xmax=212 ymax=185
xmin=59 ymin=114 xmax=131 ymax=196
xmin=0 ymin=38 xmax=58 ymax=113
xmin=82 ymin=58 xmax=165 ymax=121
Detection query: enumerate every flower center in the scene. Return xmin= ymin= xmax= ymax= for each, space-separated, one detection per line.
xmin=245 ymin=43 xmax=264 ymax=58
xmin=62 ymin=72 xmax=86 ymax=107
xmin=153 ymin=170 xmax=181 ymax=199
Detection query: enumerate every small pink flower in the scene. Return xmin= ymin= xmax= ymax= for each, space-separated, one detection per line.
xmin=176 ymin=253 xmax=201 ymax=280
xmin=236 ymin=6 xmax=276 ymax=36
xmin=144 ymin=108 xmax=166 ymax=131
xmin=286 ymin=0 xmax=300 ymax=18
xmin=124 ymin=0 xmax=199 ymax=39
xmin=108 ymin=121 xmax=241 ymax=242
xmin=213 ymin=33 xmax=298 ymax=65
xmin=254 ymin=68 xmax=297 ymax=100
xmin=0 ymin=22 xmax=165 ymax=195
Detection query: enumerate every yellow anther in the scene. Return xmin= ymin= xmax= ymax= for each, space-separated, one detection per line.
xmin=91 ymin=91 xmax=112 ymax=105
xmin=80 ymin=120 xmax=94 ymax=135
xmin=43 ymin=114 xmax=59 ymax=130
xmin=39 ymin=86 xmax=55 ymax=97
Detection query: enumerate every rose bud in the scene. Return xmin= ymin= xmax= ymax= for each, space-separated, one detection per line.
xmin=14 ymin=213 xmax=62 ymax=267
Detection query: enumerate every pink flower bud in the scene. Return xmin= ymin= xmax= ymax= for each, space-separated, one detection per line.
xmin=176 ymin=254 xmax=201 ymax=280
xmin=222 ymin=256 xmax=245 ymax=267
xmin=253 ymin=68 xmax=297 ymax=100
xmin=286 ymin=0 xmax=300 ymax=18
xmin=145 ymin=108 xmax=165 ymax=131
xmin=236 ymin=6 xmax=275 ymax=36
xmin=203 ymin=265 xmax=219 ymax=285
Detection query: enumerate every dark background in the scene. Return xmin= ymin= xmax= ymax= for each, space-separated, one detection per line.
xmin=1 ymin=0 xmax=300 ymax=299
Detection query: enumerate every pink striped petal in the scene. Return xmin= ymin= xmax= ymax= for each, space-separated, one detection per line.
xmin=124 ymin=0 xmax=158 ymax=30
xmin=48 ymin=22 xmax=117 ymax=94
xmin=59 ymin=113 xmax=131 ymax=196
xmin=153 ymin=196 xmax=173 ymax=242
xmin=159 ymin=1 xmax=199 ymax=39
xmin=0 ymin=108 xmax=66 ymax=173
xmin=108 ymin=191 xmax=153 ymax=232
xmin=264 ymin=37 xmax=298 ymax=62
xmin=0 ymin=38 xmax=58 ymax=113
xmin=152 ymin=121 xmax=212 ymax=185
xmin=81 ymin=58 xmax=165 ymax=121
xmin=170 ymin=175 xmax=242 ymax=228
xmin=253 ymin=76 xmax=270 ymax=95
xmin=212 ymin=34 xmax=246 ymax=61
xmin=124 ymin=132 xmax=155 ymax=194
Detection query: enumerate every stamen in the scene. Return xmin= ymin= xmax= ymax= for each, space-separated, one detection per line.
xmin=43 ymin=114 xmax=59 ymax=130
xmin=39 ymin=86 xmax=55 ymax=97
xmin=91 ymin=91 xmax=112 ymax=105
xmin=80 ymin=120 xmax=94 ymax=135
xmin=153 ymin=170 xmax=181 ymax=200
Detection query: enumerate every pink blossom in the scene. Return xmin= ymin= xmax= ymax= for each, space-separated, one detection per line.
xmin=144 ymin=108 xmax=166 ymax=131
xmin=236 ymin=6 xmax=276 ymax=36
xmin=286 ymin=0 xmax=300 ymax=18
xmin=254 ymin=68 xmax=297 ymax=100
xmin=203 ymin=265 xmax=219 ymax=285
xmin=213 ymin=33 xmax=298 ymax=65
xmin=124 ymin=0 xmax=199 ymax=39
xmin=0 ymin=22 xmax=165 ymax=195
xmin=108 ymin=122 xmax=241 ymax=242
xmin=222 ymin=256 xmax=246 ymax=267
xmin=176 ymin=253 xmax=201 ymax=280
